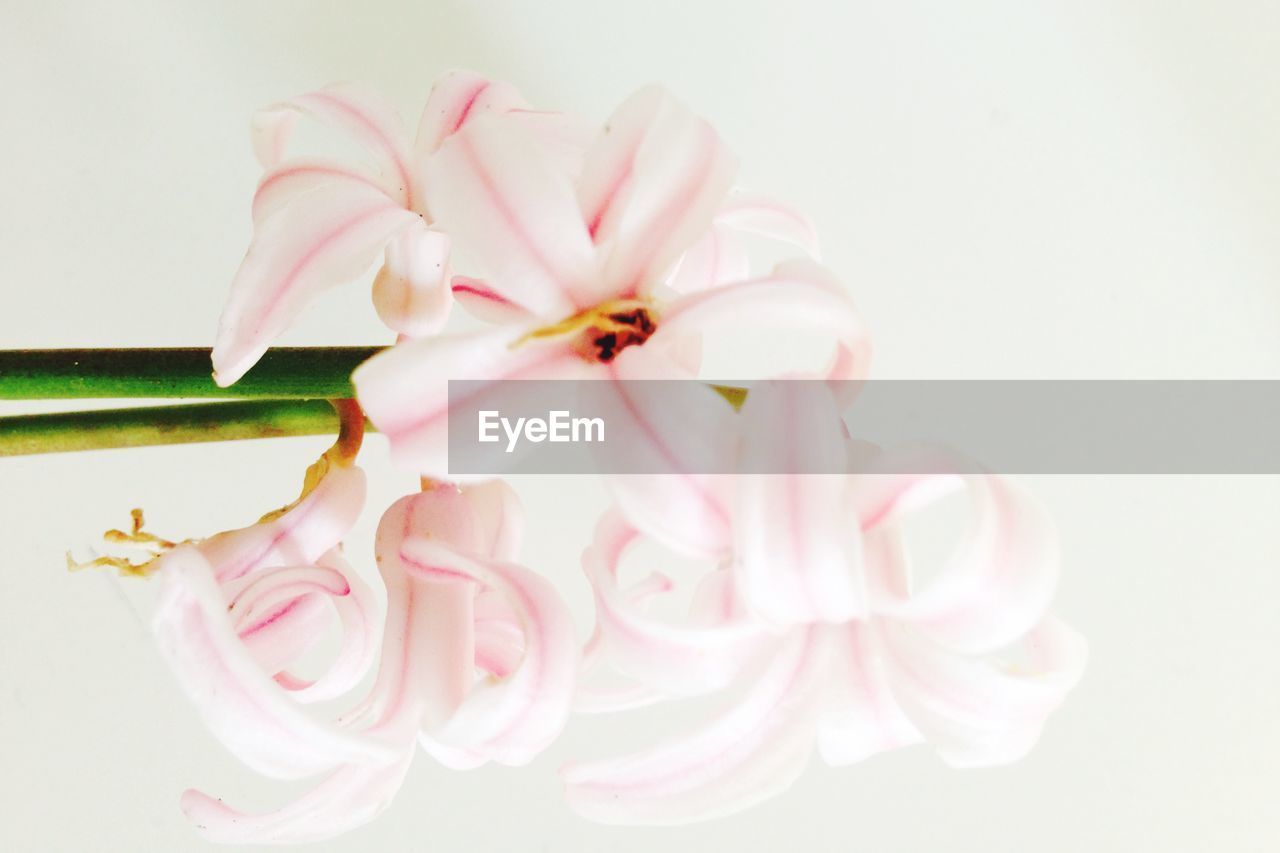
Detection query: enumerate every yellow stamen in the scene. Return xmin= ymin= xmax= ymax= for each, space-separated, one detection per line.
xmin=508 ymin=298 xmax=658 ymax=351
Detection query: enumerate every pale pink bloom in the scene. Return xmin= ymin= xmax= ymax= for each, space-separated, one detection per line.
xmin=212 ymin=71 xmax=575 ymax=386
xmin=150 ymin=449 xmax=385 ymax=781
xmin=355 ymin=86 xmax=870 ymax=557
xmin=563 ymin=461 xmax=1086 ymax=824
xmin=180 ymin=480 xmax=579 ymax=844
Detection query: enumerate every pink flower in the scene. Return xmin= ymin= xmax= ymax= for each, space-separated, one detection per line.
xmin=354 ymin=86 xmax=870 ymax=556
xmin=145 ymin=421 xmax=385 ymax=782
xmin=563 ymin=424 xmax=1086 ymax=823
xmin=177 ymin=479 xmax=579 ymax=844
xmin=212 ymin=71 xmax=581 ymax=386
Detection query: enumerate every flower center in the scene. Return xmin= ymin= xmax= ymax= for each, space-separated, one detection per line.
xmin=512 ymin=299 xmax=658 ymax=363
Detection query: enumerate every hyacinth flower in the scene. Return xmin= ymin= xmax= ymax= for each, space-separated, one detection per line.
xmin=354 ymin=85 xmax=871 ymax=556
xmin=212 ymin=70 xmax=586 ymax=386
xmin=72 ymin=398 xmax=577 ymax=843
xmin=562 ymin=385 xmax=1087 ymax=824
xmin=180 ymin=478 xmax=579 ymax=844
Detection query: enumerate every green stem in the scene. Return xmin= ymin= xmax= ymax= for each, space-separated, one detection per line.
xmin=0 ymin=400 xmax=346 ymax=456
xmin=0 ymin=347 xmax=381 ymax=399
xmin=0 ymin=346 xmax=749 ymax=456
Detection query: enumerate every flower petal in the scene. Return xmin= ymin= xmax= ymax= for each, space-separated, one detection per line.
xmin=414 ymin=70 xmax=528 ymax=158
xmin=212 ymin=183 xmax=418 ymax=386
xmin=371 ymin=221 xmax=453 ymax=338
xmin=716 ymin=192 xmax=821 ymax=258
xmin=427 ymin=113 xmax=596 ymax=316
xmin=665 ymin=223 xmax=750 ymax=294
xmin=880 ymin=616 xmax=1088 ymax=767
xmin=251 ymin=157 xmax=387 ymax=226
xmin=816 ymin=618 xmax=923 ymax=766
xmin=856 ymin=468 xmax=1060 ymax=654
xmin=659 ymin=259 xmax=871 ymax=382
xmin=562 ymin=627 xmax=825 ymax=825
xmin=450 ymin=275 xmax=535 ymax=324
xmin=273 ymin=550 xmax=380 ymax=704
xmin=734 ymin=380 xmax=865 ymax=626
xmin=580 ymin=511 xmax=768 ymax=696
xmin=405 ymin=538 xmax=578 ymax=767
xmin=151 ymin=548 xmax=399 ymax=780
xmin=251 ymin=83 xmax=414 ymax=207
xmin=180 ymin=750 xmax=414 ymax=845
xmin=196 ymin=461 xmax=366 ymax=584
xmin=353 ymin=326 xmax=587 ymax=477
xmin=579 ymin=86 xmax=738 ymax=299
xmin=592 ymin=346 xmax=737 ymax=558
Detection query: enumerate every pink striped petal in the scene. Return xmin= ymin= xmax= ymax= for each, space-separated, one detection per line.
xmin=151 ymin=548 xmax=399 ymax=780
xmin=251 ymin=83 xmax=415 ymax=207
xmin=580 ymin=511 xmax=768 ymax=696
xmin=578 ymin=86 xmax=738 ymax=300
xmin=450 ymin=275 xmax=535 ymax=324
xmin=562 ymin=627 xmax=826 ymax=825
xmin=274 ymin=550 xmax=379 ymax=704
xmin=716 ymin=192 xmax=821 ymax=258
xmin=658 ymin=259 xmax=872 ymax=382
xmin=856 ymin=469 xmax=1060 ymax=654
xmin=734 ymin=381 xmax=865 ymax=625
xmin=212 ymin=182 xmax=418 ymax=386
xmin=816 ymin=619 xmax=923 ymax=766
xmin=196 ymin=461 xmax=366 ymax=584
xmin=181 ymin=750 xmax=414 ymax=845
xmin=371 ymin=221 xmax=453 ymax=338
xmin=353 ymin=326 xmax=588 ymax=477
xmin=402 ymin=538 xmax=579 ymax=766
xmin=593 ymin=346 xmax=737 ymax=558
xmin=414 ymin=70 xmax=528 ymax=158
xmin=665 ymin=223 xmax=751 ymax=294
xmin=426 ymin=113 xmax=596 ymax=316
xmin=251 ymin=157 xmax=387 ymax=226
xmin=228 ymin=565 xmax=340 ymax=687
xmin=880 ymin=616 xmax=1088 ymax=767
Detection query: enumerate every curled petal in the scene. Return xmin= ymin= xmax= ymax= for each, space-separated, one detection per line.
xmin=579 ymin=86 xmax=738 ymax=299
xmin=427 ymin=113 xmax=596 ymax=316
xmin=251 ymin=83 xmax=415 ymax=206
xmin=881 ymin=617 xmax=1088 ymax=767
xmin=353 ymin=326 xmax=587 ymax=477
xmin=734 ymin=381 xmax=864 ymax=625
xmin=152 ymin=548 xmax=398 ymax=780
xmin=716 ymin=192 xmax=821 ymax=258
xmin=197 ymin=462 xmax=366 ymax=585
xmin=665 ymin=223 xmax=750 ymax=294
xmin=371 ymin=221 xmax=453 ymax=338
xmin=581 ymin=511 xmax=767 ymax=696
xmin=562 ymin=627 xmax=826 ymax=825
xmin=816 ymin=620 xmax=923 ymax=766
xmin=273 ymin=551 xmax=380 ymax=704
xmin=659 ymin=259 xmax=872 ymax=382
xmin=857 ymin=468 xmax=1060 ymax=654
xmin=398 ymin=538 xmax=579 ymax=766
xmin=212 ymin=183 xmax=418 ymax=386
xmin=181 ymin=750 xmax=414 ymax=845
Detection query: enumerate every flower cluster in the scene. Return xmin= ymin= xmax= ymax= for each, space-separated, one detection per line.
xmin=117 ymin=71 xmax=1085 ymax=842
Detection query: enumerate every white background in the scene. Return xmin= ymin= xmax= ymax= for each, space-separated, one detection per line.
xmin=1 ymin=1 xmax=1278 ymax=850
